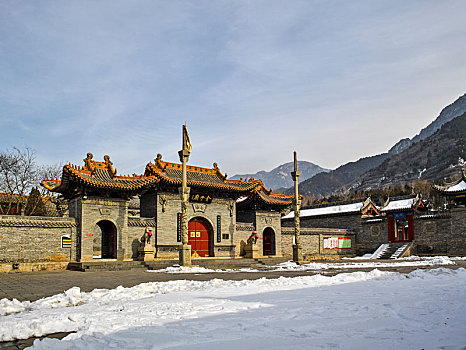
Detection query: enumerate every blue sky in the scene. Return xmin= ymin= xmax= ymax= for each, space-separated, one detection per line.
xmin=1 ymin=1 xmax=465 ymax=176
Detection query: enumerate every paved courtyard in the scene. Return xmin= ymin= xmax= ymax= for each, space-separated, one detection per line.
xmin=1 ymin=260 xmax=465 ymax=302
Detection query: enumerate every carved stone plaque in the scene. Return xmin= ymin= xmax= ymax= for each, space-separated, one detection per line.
xmin=192 ymin=203 xmax=207 ymax=213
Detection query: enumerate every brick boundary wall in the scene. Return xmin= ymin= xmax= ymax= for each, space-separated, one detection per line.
xmin=281 ymin=227 xmax=356 ymax=259
xmin=0 ymin=215 xmax=77 ymax=272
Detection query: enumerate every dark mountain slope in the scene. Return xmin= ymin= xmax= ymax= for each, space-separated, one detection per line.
xmin=350 ymin=111 xmax=466 ymax=191
xmin=389 ymin=93 xmax=466 ymax=154
xmin=292 ymin=153 xmax=390 ymax=197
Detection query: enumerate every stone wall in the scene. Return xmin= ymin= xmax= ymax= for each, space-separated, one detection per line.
xmin=450 ymin=208 xmax=466 ymax=255
xmin=283 ymin=213 xmax=379 ymax=256
xmin=413 ymin=214 xmax=451 ymax=255
xmin=283 ymin=213 xmax=363 ymax=231
xmin=0 ymin=215 xmax=77 ymax=263
xmin=359 ymin=219 xmax=387 ymax=255
xmin=414 ymin=209 xmax=466 ymax=256
xmin=281 ymin=227 xmax=356 ymax=259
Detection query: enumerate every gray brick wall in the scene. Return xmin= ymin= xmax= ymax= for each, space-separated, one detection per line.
xmin=281 ymin=227 xmax=356 ymax=258
xmin=0 ymin=216 xmax=77 ymax=263
xmin=450 ymin=208 xmax=466 ymax=255
xmin=359 ymin=219 xmax=387 ymax=255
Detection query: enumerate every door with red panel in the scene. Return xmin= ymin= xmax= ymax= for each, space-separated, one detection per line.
xmin=188 ymin=218 xmax=212 ymax=257
xmin=388 ymin=214 xmax=414 ymax=243
xmin=263 ymin=227 xmax=275 ymax=256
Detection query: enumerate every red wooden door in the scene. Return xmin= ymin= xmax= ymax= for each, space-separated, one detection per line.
xmin=188 ymin=218 xmax=211 ymax=257
xmin=263 ymin=229 xmax=273 ymax=255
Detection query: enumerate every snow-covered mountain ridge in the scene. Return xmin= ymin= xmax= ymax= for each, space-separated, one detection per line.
xmin=231 ymin=161 xmax=329 ymax=190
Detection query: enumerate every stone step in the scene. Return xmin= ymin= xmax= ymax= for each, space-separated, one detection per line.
xmin=378 ymin=243 xmax=405 ymax=259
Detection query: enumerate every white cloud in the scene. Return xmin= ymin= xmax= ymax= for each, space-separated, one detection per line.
xmin=0 ymin=0 xmax=465 ymax=175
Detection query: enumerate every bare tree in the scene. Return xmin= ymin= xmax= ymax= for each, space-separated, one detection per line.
xmin=0 ymin=146 xmax=62 ymax=215
xmin=27 ymin=162 xmax=63 ymax=216
xmin=0 ymin=147 xmax=38 ymax=214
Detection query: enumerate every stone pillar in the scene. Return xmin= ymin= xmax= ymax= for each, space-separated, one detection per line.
xmin=178 ymin=183 xmax=192 ymax=266
xmin=291 ymin=151 xmax=306 ymax=264
xmin=178 ymin=124 xmax=193 ymax=266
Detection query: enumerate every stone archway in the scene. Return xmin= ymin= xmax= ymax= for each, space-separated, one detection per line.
xmin=263 ymin=227 xmax=276 ymax=256
xmin=188 ymin=217 xmax=214 ymax=257
xmin=93 ymin=220 xmax=117 ymax=259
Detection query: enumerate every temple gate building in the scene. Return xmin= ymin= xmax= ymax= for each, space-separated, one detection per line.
xmin=40 ymin=153 xmax=294 ymax=262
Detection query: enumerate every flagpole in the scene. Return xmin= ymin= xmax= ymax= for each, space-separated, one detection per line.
xmin=178 ymin=124 xmax=192 ymax=266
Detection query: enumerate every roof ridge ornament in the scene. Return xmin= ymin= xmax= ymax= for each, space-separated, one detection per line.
xmin=104 ymin=155 xmax=117 ymax=176
xmin=83 ymin=153 xmax=95 ymax=174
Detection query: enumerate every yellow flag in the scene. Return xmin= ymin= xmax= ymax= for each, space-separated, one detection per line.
xmin=183 ymin=124 xmax=192 ymax=154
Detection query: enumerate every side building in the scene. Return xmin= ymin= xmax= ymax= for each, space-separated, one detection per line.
xmin=282 ymin=183 xmax=466 ymax=258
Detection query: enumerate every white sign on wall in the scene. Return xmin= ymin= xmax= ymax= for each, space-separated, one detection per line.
xmin=323 ymin=237 xmax=352 ymax=249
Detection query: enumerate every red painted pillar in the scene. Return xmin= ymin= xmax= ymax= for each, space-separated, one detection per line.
xmin=388 ymin=216 xmax=395 ymax=243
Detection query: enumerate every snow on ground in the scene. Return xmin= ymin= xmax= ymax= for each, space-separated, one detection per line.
xmin=146 ymin=256 xmax=457 ymax=274
xmin=148 ymin=266 xmax=260 ymax=274
xmin=1 ymin=268 xmax=466 ymax=349
xmin=271 ymin=255 xmax=456 ymax=271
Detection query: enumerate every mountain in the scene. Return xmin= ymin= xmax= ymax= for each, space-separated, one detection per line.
xmin=292 ymin=153 xmax=390 ymax=198
xmin=350 ymin=111 xmax=466 ymax=191
xmin=389 ymin=93 xmax=466 ymax=154
xmin=231 ymin=161 xmax=329 ymax=190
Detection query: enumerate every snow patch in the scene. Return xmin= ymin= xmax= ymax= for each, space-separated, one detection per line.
xmin=283 ymin=202 xmax=363 ymax=219
xmin=382 ymin=198 xmax=414 ymax=211
xmin=446 ymin=179 xmax=466 ymax=192
xmin=1 ymin=268 xmax=465 ymax=350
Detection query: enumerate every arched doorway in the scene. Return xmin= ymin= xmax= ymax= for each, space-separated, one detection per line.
xmin=94 ymin=220 xmax=117 ymax=259
xmin=263 ymin=227 xmax=276 ymax=256
xmin=188 ymin=217 xmax=213 ymax=257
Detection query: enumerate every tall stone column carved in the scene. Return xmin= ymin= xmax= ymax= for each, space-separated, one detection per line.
xmin=291 ymin=151 xmax=305 ymax=264
xmin=178 ymin=124 xmax=193 ymax=266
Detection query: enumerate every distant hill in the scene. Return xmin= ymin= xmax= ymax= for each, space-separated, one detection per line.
xmin=349 ymin=111 xmax=466 ymax=191
xmin=231 ymin=161 xmax=329 ymax=190
xmin=290 ymin=153 xmax=390 ymax=198
xmin=389 ymin=93 xmax=466 ymax=154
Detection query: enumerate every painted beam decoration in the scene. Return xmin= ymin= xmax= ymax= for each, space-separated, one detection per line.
xmin=323 ymin=237 xmax=352 ymax=249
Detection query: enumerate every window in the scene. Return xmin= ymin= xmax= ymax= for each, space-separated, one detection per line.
xmin=61 ymin=235 xmax=71 ymax=248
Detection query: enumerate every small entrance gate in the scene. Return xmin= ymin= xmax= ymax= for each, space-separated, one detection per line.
xmin=188 ymin=217 xmax=213 ymax=257
xmin=263 ymin=227 xmax=276 ymax=255
xmin=94 ymin=220 xmax=117 ymax=259
xmin=388 ymin=214 xmax=414 ymax=243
